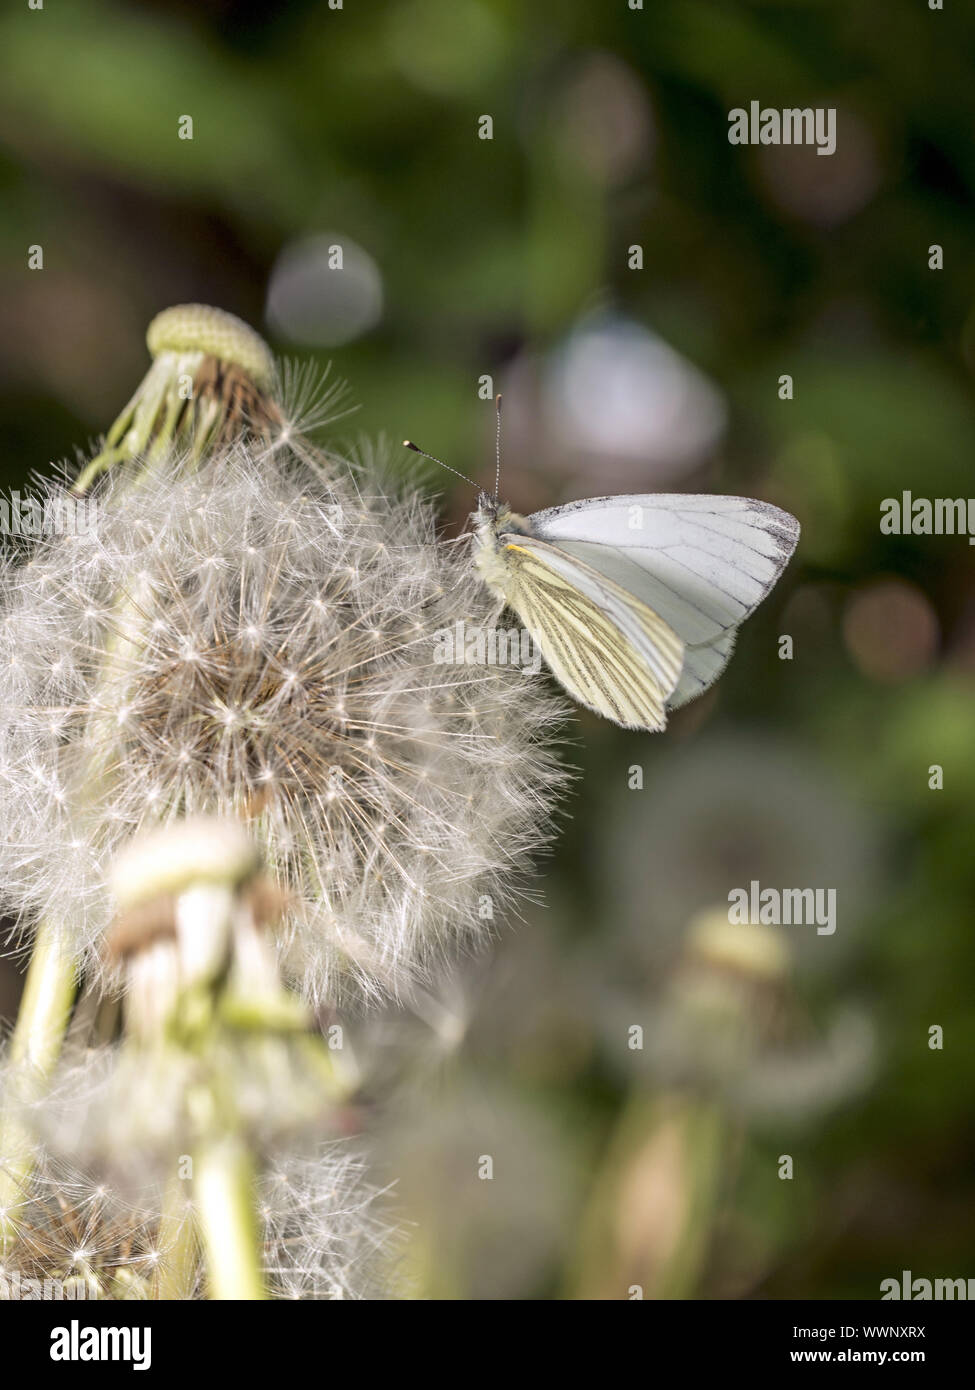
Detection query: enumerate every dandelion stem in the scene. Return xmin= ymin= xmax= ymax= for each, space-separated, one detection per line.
xmin=0 ymin=920 xmax=77 ymax=1252
xmin=194 ymin=1138 xmax=266 ymax=1301
xmin=5 ymin=922 xmax=77 ymax=1073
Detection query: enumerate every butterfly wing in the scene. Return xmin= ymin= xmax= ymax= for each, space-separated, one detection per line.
xmin=667 ymin=628 xmax=736 ymax=710
xmin=528 ymin=494 xmax=799 ymax=708
xmin=495 ymin=534 xmax=684 ymax=731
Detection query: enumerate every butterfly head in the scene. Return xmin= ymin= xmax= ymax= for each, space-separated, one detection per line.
xmin=473 ymin=495 xmax=503 ymax=565
xmin=474 ymin=495 xmax=532 ymax=542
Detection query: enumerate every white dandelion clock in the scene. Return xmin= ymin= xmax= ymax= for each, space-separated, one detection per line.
xmin=0 ymin=441 xmax=567 ymax=1006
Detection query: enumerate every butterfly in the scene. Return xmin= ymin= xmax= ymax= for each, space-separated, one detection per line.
xmin=405 ymin=402 xmax=799 ymax=732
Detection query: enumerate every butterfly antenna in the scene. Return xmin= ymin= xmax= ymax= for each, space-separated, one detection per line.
xmin=402 ymin=439 xmax=478 ymax=491
xmin=494 ymin=393 xmax=503 ymax=501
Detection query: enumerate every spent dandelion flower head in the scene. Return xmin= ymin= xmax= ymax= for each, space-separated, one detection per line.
xmin=0 ymin=303 xmax=563 ymax=1302
xmin=71 ymin=303 xmax=353 ymax=493
xmin=39 ymin=819 xmax=344 ymax=1166
xmin=0 ymin=428 xmax=568 ymax=1006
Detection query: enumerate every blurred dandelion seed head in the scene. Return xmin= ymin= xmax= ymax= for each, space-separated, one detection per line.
xmin=0 ymin=440 xmax=566 ymax=1006
xmin=0 ymin=1074 xmax=399 ymax=1301
xmin=0 ymin=1103 xmax=186 ymax=1299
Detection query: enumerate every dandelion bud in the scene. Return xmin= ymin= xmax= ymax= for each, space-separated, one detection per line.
xmin=105 ymin=818 xmax=312 ymax=1045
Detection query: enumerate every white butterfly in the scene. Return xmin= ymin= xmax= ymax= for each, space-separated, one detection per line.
xmin=405 ymin=411 xmax=799 ymax=732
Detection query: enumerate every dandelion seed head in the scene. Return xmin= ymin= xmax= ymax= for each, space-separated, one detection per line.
xmin=1 ymin=1064 xmax=398 ymax=1299
xmin=0 ymin=1062 xmax=189 ymax=1296
xmin=0 ymin=441 xmax=567 ymax=1005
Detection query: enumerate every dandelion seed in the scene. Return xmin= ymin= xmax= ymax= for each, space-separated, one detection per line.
xmin=260 ymin=1146 xmax=404 ymax=1300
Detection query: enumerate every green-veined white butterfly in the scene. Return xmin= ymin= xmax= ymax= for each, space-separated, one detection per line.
xmin=405 ymin=402 xmax=799 ymax=732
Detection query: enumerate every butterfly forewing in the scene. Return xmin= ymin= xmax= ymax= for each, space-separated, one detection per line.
xmin=530 ymin=494 xmax=799 ymax=648
xmin=499 ymin=535 xmax=684 ymax=731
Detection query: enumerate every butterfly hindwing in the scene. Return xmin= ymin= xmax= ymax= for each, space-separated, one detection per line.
xmin=667 ymin=629 xmax=737 ymax=710
xmin=498 ymin=535 xmax=684 ymax=732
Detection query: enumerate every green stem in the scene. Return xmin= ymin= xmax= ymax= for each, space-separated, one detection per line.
xmin=5 ymin=922 xmax=77 ymax=1071
xmin=194 ymin=1138 xmax=266 ymax=1301
xmin=0 ymin=921 xmax=78 ymax=1252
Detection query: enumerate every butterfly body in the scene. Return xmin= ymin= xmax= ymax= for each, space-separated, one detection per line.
xmin=473 ymin=496 xmax=535 ymax=590
xmin=472 ymin=490 xmax=799 ymax=732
